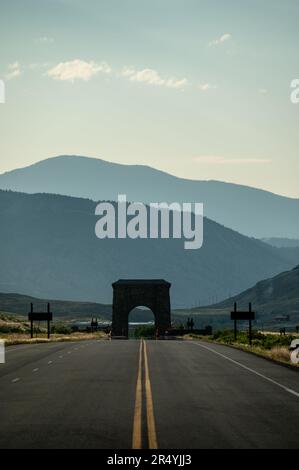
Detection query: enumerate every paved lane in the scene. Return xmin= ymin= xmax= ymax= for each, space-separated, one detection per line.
xmin=0 ymin=339 xmax=298 ymax=449
xmin=148 ymin=340 xmax=299 ymax=449
xmin=0 ymin=340 xmax=139 ymax=449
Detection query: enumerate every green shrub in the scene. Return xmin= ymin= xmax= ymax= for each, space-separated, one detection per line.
xmin=51 ymin=323 xmax=72 ymax=335
xmin=212 ymin=330 xmax=295 ymax=349
xmin=134 ymin=325 xmax=156 ymax=338
xmin=0 ymin=325 xmax=24 ymax=334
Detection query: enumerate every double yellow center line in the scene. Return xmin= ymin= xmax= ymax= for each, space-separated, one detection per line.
xmin=132 ymin=339 xmax=158 ymax=449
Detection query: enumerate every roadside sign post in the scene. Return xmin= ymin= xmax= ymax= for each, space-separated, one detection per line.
xmin=28 ymin=303 xmax=53 ymax=339
xmin=248 ymin=303 xmax=253 ymax=346
xmin=30 ymin=303 xmax=34 ymax=338
xmin=47 ymin=303 xmax=51 ymax=339
xmin=230 ymin=302 xmax=255 ymax=345
xmin=233 ymin=303 xmax=237 ymax=340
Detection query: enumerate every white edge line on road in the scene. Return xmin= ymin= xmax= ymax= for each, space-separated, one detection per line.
xmin=190 ymin=342 xmax=299 ymax=398
xmin=6 ymin=341 xmax=85 ymax=353
xmin=6 ymin=347 xmax=25 ymax=353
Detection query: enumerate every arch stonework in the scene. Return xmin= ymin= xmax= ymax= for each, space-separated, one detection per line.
xmin=111 ymin=279 xmax=171 ymax=337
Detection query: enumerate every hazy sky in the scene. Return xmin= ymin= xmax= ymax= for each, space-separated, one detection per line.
xmin=0 ymin=0 xmax=298 ymax=197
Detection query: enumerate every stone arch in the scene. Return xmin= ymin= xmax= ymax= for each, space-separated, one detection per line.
xmin=111 ymin=279 xmax=171 ymax=337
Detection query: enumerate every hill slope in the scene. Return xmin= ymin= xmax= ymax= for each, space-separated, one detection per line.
xmin=0 ymin=293 xmax=157 ymax=322
xmin=0 ymin=293 xmax=111 ymax=321
xmin=0 ymin=155 xmax=299 ymax=238
xmin=262 ymin=238 xmax=299 ymax=248
xmin=216 ymin=265 xmax=299 ymax=317
xmin=0 ymin=190 xmax=297 ymax=308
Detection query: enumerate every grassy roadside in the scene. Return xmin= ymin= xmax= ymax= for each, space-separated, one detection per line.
xmin=184 ymin=330 xmax=299 ymax=370
xmin=0 ymin=311 xmax=109 ymax=345
xmin=0 ymin=331 xmax=108 ymax=346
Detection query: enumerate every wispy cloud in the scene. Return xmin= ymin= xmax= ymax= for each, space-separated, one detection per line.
xmin=37 ymin=36 xmax=55 ymax=44
xmin=194 ymin=156 xmax=272 ymax=165
xmin=209 ymin=33 xmax=232 ymax=46
xmin=258 ymin=88 xmax=268 ymax=94
xmin=5 ymin=62 xmax=22 ymax=80
xmin=47 ymin=60 xmax=112 ymax=82
xmin=198 ymin=83 xmax=217 ymax=92
xmin=121 ymin=67 xmax=188 ymax=90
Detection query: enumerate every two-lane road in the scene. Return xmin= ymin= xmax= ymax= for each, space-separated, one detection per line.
xmin=0 ymin=339 xmax=298 ymax=449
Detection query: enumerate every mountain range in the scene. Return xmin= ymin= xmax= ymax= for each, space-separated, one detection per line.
xmin=0 ymin=155 xmax=299 ymax=239
xmin=0 ymin=292 xmax=155 ymax=323
xmin=0 ymin=189 xmax=297 ymax=308
xmin=214 ymin=265 xmax=299 ymax=321
xmin=263 ymin=238 xmax=299 ymax=248
xmin=0 ymin=292 xmax=111 ymax=321
xmin=2 ymin=265 xmax=298 ymax=327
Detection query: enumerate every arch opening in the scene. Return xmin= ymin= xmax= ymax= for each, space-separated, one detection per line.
xmin=128 ymin=306 xmax=155 ymax=338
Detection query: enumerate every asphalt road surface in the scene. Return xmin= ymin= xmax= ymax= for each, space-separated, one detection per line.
xmin=0 ymin=339 xmax=298 ymax=449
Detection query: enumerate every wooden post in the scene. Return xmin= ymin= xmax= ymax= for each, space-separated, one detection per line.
xmin=234 ymin=302 xmax=237 ymax=340
xmin=47 ymin=303 xmax=51 ymax=339
xmin=30 ymin=303 xmax=33 ymax=338
xmin=231 ymin=303 xmax=255 ymax=344
xmin=249 ymin=303 xmax=252 ymax=345
xmin=28 ymin=303 xmax=52 ymax=339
